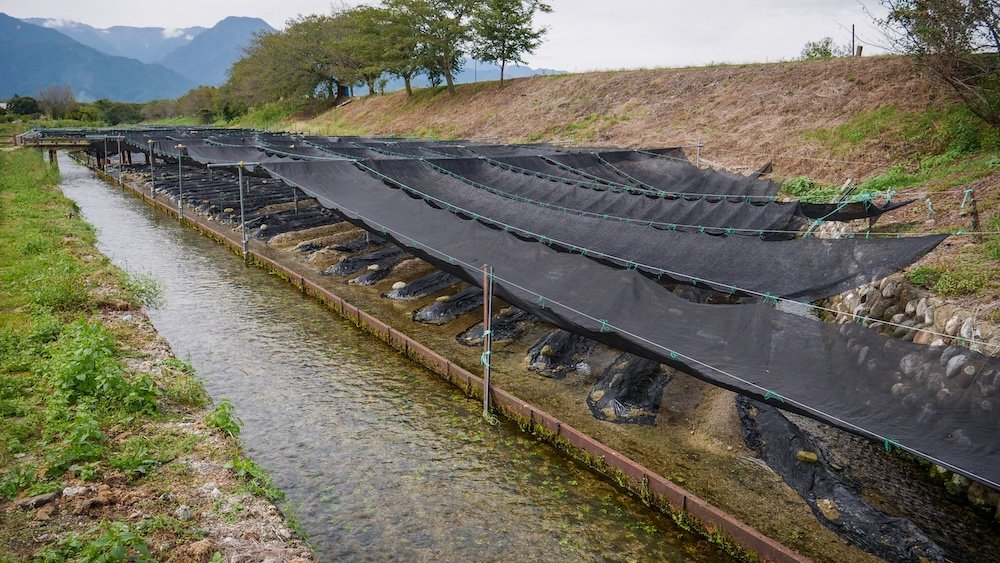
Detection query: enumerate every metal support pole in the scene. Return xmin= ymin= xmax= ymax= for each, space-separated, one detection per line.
xmin=175 ymin=144 xmax=185 ymax=219
xmin=969 ymin=191 xmax=982 ymax=242
xmin=696 ymin=138 xmax=702 ymax=168
xmin=238 ymin=163 xmax=249 ymax=259
xmin=482 ymin=264 xmax=494 ymax=417
xmin=102 ymin=137 xmax=108 ymax=171
xmin=293 ymin=188 xmax=299 ymax=213
xmin=147 ymin=140 xmax=155 ymax=198
xmin=116 ymin=136 xmax=123 ymax=185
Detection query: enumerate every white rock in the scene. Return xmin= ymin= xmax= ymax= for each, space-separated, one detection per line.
xmin=945 ymin=315 xmax=962 ymax=336
xmin=916 ymin=298 xmax=928 ymax=318
xmin=121 ymin=314 xmax=133 ymax=322
xmin=367 ymin=264 xmax=380 ymax=271
xmin=62 ymin=486 xmax=90 ymax=497
xmin=960 ymin=317 xmax=977 ymax=341
xmin=575 ymin=362 xmax=592 ymax=376
xmin=391 ymin=281 xmax=406 ymax=290
xmin=905 ymin=300 xmax=917 ymax=315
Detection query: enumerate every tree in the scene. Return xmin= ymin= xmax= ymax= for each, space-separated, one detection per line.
xmin=801 ymin=37 xmax=835 ymax=60
xmin=471 ymin=0 xmax=551 ymax=88
xmin=382 ymin=1 xmax=427 ymax=96
xmin=388 ymin=0 xmax=473 ymax=95
xmin=222 ymin=14 xmax=355 ymax=110
xmin=7 ymin=95 xmax=40 ymax=116
xmin=37 ymin=85 xmax=76 ymax=119
xmin=178 ymin=86 xmax=217 ymax=118
xmin=338 ymin=6 xmax=393 ymax=96
xmin=878 ymin=0 xmax=1000 ymax=125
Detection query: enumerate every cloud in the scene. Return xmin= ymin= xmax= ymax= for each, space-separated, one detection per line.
xmin=161 ymin=27 xmax=185 ymax=39
xmin=40 ymin=18 xmax=76 ymax=29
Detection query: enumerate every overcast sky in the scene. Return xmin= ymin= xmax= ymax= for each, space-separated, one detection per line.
xmin=1 ymin=0 xmax=891 ymax=71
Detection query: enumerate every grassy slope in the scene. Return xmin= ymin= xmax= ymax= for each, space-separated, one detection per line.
xmin=0 ymin=150 xmax=306 ymax=561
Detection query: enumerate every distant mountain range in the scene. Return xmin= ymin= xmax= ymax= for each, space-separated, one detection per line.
xmin=0 ymin=13 xmax=195 ymax=102
xmin=1 ymin=14 xmax=272 ymax=102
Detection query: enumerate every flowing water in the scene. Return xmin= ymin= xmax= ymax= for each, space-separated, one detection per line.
xmin=58 ymin=155 xmax=728 ymax=561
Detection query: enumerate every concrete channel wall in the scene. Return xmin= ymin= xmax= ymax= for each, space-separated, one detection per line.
xmin=79 ymin=156 xmax=808 ymax=563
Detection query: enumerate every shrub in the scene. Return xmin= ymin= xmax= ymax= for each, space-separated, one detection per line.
xmin=205 ymin=398 xmax=242 ymax=437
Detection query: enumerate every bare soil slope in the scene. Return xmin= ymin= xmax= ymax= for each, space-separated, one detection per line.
xmin=291 ymin=56 xmax=952 ymax=184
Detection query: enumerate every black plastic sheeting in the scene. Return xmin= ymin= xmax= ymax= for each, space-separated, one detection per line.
xmin=262 ymin=159 xmax=1000 ymax=489
xmin=358 ymin=158 xmax=943 ymax=301
xmin=737 ymin=396 xmax=945 ymax=562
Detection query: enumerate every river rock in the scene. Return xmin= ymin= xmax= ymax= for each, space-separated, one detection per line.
xmin=434 ymin=295 xmax=450 ymax=303
xmin=945 ymin=355 xmax=968 ymax=378
xmin=916 ymin=298 xmax=928 ymax=318
xmin=391 ymin=281 xmax=406 ymax=290
xmin=924 ymin=307 xmax=935 ymax=325
xmin=893 ymin=319 xmax=916 ymax=339
xmin=960 ymin=317 xmax=977 ymax=342
xmin=816 ymin=498 xmax=840 ymax=521
xmin=932 ymin=305 xmax=956 ymax=332
xmin=367 ymin=264 xmax=380 ymax=271
xmin=62 ymin=486 xmax=91 ymax=498
xmin=945 ymin=314 xmax=962 ymax=336
xmin=883 ymin=305 xmax=901 ymax=321
xmin=175 ymin=505 xmax=192 ymax=521
xmin=891 ymin=313 xmax=907 ymax=325
xmin=905 ymin=299 xmax=918 ymax=315
xmin=930 ymin=338 xmax=945 ymax=347
xmin=882 ymin=282 xmax=898 ymax=298
xmin=914 ymin=330 xmax=934 ymax=345
xmin=870 ymin=299 xmax=891 ymax=321
xmin=14 ymin=492 xmax=59 ymax=509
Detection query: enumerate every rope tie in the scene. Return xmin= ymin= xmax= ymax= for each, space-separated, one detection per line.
xmin=481 ymin=350 xmax=491 ymax=367
xmin=536 ymin=295 xmax=548 ymax=308
xmin=599 ymin=319 xmax=613 ymax=333
xmin=482 ymin=329 xmax=492 ymax=336
xmin=885 ymin=189 xmax=895 ymax=204
xmin=762 ymin=292 xmax=779 ymax=305
xmin=926 ymin=198 xmax=935 ymax=217
xmin=884 ymin=438 xmax=901 ymax=453
xmin=763 ymin=390 xmax=785 ymax=403
xmin=724 ymin=227 xmax=736 ymax=236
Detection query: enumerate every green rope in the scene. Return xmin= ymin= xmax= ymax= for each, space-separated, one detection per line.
xmin=481 ymin=350 xmax=491 ymax=368
xmin=763 ymin=390 xmax=785 ymax=403
xmin=884 ymin=438 xmax=901 ymax=453
xmin=599 ymin=319 xmax=612 ymax=333
xmin=961 ymin=188 xmax=974 ymax=209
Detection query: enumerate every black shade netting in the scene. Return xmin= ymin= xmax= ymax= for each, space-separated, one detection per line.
xmin=261 ymin=159 xmax=1000 ymax=489
xmin=358 ymin=158 xmax=943 ymax=301
xmin=422 ymin=157 xmax=807 ymax=236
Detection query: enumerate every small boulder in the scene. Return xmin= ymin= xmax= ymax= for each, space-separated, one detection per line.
xmin=391 ymin=281 xmax=406 ymax=290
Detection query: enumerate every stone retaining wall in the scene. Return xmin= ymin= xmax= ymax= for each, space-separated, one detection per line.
xmin=822 ymin=272 xmax=1000 ymax=518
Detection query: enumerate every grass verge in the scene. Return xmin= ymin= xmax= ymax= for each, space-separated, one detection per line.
xmin=0 ymin=149 xmax=309 ymax=561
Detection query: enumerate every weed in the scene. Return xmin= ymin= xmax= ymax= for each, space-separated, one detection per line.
xmin=122 ymin=271 xmax=164 ymax=309
xmin=45 ymin=406 xmax=105 ymax=477
xmin=35 ymin=521 xmax=152 ymax=562
xmin=0 ymin=465 xmax=37 ymax=500
xmin=109 ymin=442 xmax=159 ymax=480
xmin=779 ymin=176 xmax=841 ymax=203
xmin=857 ymin=165 xmax=920 ymax=193
xmin=205 ymin=398 xmax=243 ymax=437
xmin=933 ymin=266 xmax=993 ymax=295
xmin=43 ymin=319 xmax=158 ymax=413
xmin=225 ymin=456 xmax=284 ymax=501
xmin=906 ymin=266 xmax=942 ymax=289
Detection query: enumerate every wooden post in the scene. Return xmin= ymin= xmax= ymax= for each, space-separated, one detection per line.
xmin=969 ymin=190 xmax=982 ymax=242
xmin=482 ymin=264 xmax=494 ymax=417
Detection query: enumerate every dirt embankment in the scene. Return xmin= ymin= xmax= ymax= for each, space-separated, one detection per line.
xmin=290 ymin=56 xmax=952 ymax=184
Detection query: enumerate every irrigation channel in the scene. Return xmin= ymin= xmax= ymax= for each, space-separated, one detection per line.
xmin=56 ymin=155 xmax=733 ymax=560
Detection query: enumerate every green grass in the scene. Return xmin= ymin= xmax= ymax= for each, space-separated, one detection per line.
xmin=229 ymin=100 xmax=307 ymax=130
xmin=0 ymin=149 xmax=298 ymax=557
